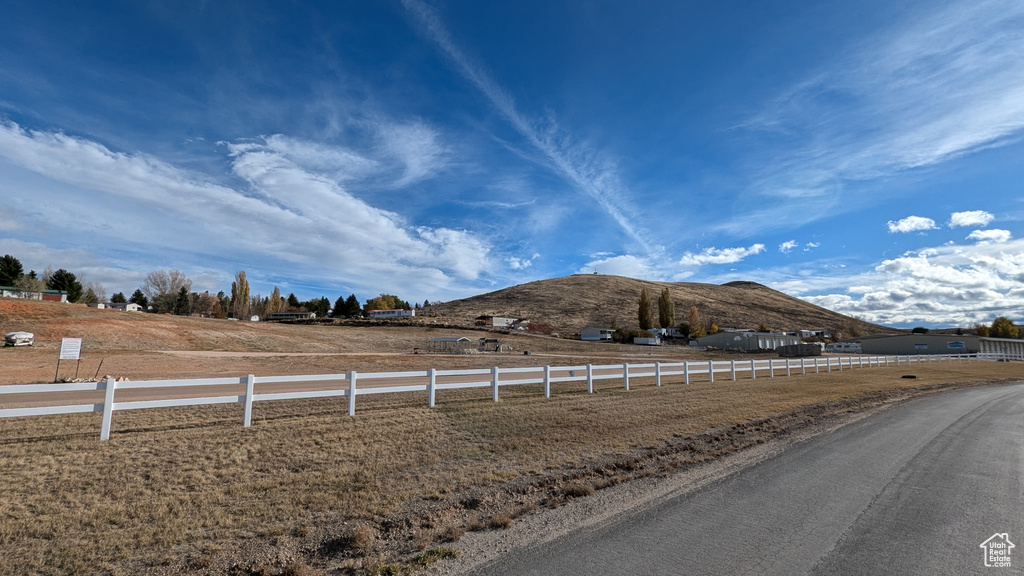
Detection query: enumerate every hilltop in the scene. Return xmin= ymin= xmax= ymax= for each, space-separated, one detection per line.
xmin=424 ymin=274 xmax=891 ymax=336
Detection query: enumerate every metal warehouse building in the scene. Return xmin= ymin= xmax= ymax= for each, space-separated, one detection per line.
xmin=840 ymin=334 xmax=1024 ymax=358
xmin=697 ymin=331 xmax=801 ymax=351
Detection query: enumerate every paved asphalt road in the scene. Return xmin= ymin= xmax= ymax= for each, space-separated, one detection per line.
xmin=467 ymin=382 xmax=1024 ymax=576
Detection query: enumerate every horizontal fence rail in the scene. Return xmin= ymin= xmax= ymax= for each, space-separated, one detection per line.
xmin=0 ymin=352 xmax=1017 ymax=440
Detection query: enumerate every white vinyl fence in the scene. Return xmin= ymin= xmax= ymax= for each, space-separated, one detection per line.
xmin=0 ymin=353 xmax=1012 ymax=441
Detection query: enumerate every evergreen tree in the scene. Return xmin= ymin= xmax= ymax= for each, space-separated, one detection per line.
xmin=287 ymin=293 xmax=300 ymax=308
xmin=174 ymin=286 xmax=190 ymax=315
xmin=47 ymin=269 xmax=83 ymax=302
xmin=0 ymin=254 xmax=24 ymax=286
xmin=638 ymin=287 xmax=654 ymax=330
xmin=110 ymin=292 xmax=127 ymax=303
xmin=129 ymin=289 xmax=149 ymax=309
xmin=657 ymin=288 xmax=675 ymax=329
xmin=82 ymin=288 xmax=100 ymax=305
xmin=344 ymin=294 xmax=361 ymax=317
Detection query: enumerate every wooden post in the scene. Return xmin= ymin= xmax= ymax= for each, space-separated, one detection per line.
xmin=243 ymin=374 xmax=255 ymax=427
xmin=100 ymin=377 xmax=117 ymax=441
xmin=347 ymin=371 xmax=357 ymax=416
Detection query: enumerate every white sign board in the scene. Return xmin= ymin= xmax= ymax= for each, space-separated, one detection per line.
xmin=59 ymin=338 xmax=82 ymax=360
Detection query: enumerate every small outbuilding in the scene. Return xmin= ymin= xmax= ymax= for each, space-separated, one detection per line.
xmin=427 ymin=337 xmax=473 ymax=354
xmin=581 ymin=327 xmax=615 ymax=341
xmin=697 ymin=331 xmax=801 ymax=351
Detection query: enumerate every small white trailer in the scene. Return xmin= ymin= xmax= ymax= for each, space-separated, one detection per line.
xmin=4 ymin=331 xmax=34 ymax=346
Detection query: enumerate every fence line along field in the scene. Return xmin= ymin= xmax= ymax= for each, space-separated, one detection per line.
xmin=1 ymin=354 xmax=1021 ymax=574
xmin=0 ymin=353 xmax=1001 ymax=441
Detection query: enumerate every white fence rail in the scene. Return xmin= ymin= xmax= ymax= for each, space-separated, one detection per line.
xmin=0 ymin=353 xmax=1014 ymax=440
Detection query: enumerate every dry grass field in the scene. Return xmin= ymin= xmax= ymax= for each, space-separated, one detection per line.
xmin=2 ymin=358 xmax=1020 ymax=575
xmin=0 ymin=297 xmax=1018 ymax=575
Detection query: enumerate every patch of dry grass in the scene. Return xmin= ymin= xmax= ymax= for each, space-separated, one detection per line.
xmin=0 ymin=361 xmax=1019 ymax=574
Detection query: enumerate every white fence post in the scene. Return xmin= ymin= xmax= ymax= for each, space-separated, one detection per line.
xmin=838 ymin=357 xmax=843 ymax=371
xmin=348 ymin=371 xmax=357 ymax=416
xmin=801 ymin=358 xmax=806 ymax=375
xmin=492 ymin=366 xmax=500 ymax=402
xmin=623 ymin=363 xmax=630 ymax=391
xmin=99 ymin=377 xmax=117 ymax=441
xmin=826 ymin=357 xmax=831 ymax=372
xmin=731 ymin=360 xmax=737 ymax=381
xmin=655 ymin=362 xmax=662 ymax=386
xmin=544 ymin=365 xmax=551 ymax=398
xmin=587 ymin=363 xmax=594 ymax=393
xmin=750 ymin=359 xmax=756 ymax=380
xmin=243 ymin=374 xmax=255 ymax=427
xmin=708 ymin=360 xmax=715 ymax=383
xmin=769 ymin=359 xmax=775 ymax=378
xmin=786 ymin=358 xmax=791 ymax=377
xmin=814 ymin=358 xmax=819 ymax=374
xmin=684 ymin=361 xmax=690 ymax=385
xmin=428 ymin=368 xmax=436 ymax=408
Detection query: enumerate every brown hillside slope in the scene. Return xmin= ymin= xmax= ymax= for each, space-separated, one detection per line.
xmin=424 ymin=274 xmax=893 ymax=336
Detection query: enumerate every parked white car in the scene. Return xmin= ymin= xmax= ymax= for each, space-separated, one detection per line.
xmin=4 ymin=331 xmax=34 ymax=346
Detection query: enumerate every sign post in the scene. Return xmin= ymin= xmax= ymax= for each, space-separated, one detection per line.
xmin=55 ymin=338 xmax=83 ymax=382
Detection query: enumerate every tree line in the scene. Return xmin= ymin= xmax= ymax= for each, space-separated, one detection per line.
xmin=1 ymin=255 xmax=422 ymax=321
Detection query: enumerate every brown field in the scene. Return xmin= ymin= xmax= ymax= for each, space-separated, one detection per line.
xmin=0 ymin=298 xmax=1018 ymax=575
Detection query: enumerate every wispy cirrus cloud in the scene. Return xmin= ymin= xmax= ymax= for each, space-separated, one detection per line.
xmin=401 ymin=0 xmax=650 ymax=252
xmin=739 ymin=0 xmax=1024 ymax=222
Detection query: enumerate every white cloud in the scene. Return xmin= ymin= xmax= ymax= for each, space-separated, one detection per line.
xmin=949 ymin=210 xmax=995 ymax=228
xmin=0 ymin=120 xmax=492 ymax=298
xmin=799 ymin=238 xmax=1024 ymax=326
xmin=679 ymin=244 xmax=766 ymax=266
xmin=888 ymin=216 xmax=937 ymax=233
xmin=966 ymin=229 xmax=1012 ymax=244
xmin=578 ymin=254 xmax=660 ymax=279
xmin=507 ymin=252 xmax=540 ymax=270
xmin=779 ymin=240 xmax=798 ymax=253
xmin=804 ymin=242 xmax=820 ymax=251
xmin=402 ymin=0 xmax=650 ymax=252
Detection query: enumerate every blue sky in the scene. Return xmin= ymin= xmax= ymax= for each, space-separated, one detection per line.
xmin=1 ymin=0 xmax=1022 ymax=328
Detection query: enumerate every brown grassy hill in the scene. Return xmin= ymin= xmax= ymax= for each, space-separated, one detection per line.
xmin=423 ymin=274 xmax=893 ymax=337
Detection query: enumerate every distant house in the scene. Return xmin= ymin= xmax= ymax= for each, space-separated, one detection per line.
xmin=368 ymin=309 xmax=415 ymax=319
xmin=634 ymin=336 xmax=661 ymax=346
xmin=476 ymin=315 xmax=519 ymax=328
xmin=90 ymin=301 xmax=143 ymax=311
xmin=581 ymin=327 xmax=615 ymax=341
xmin=0 ymin=286 xmax=68 ymax=302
